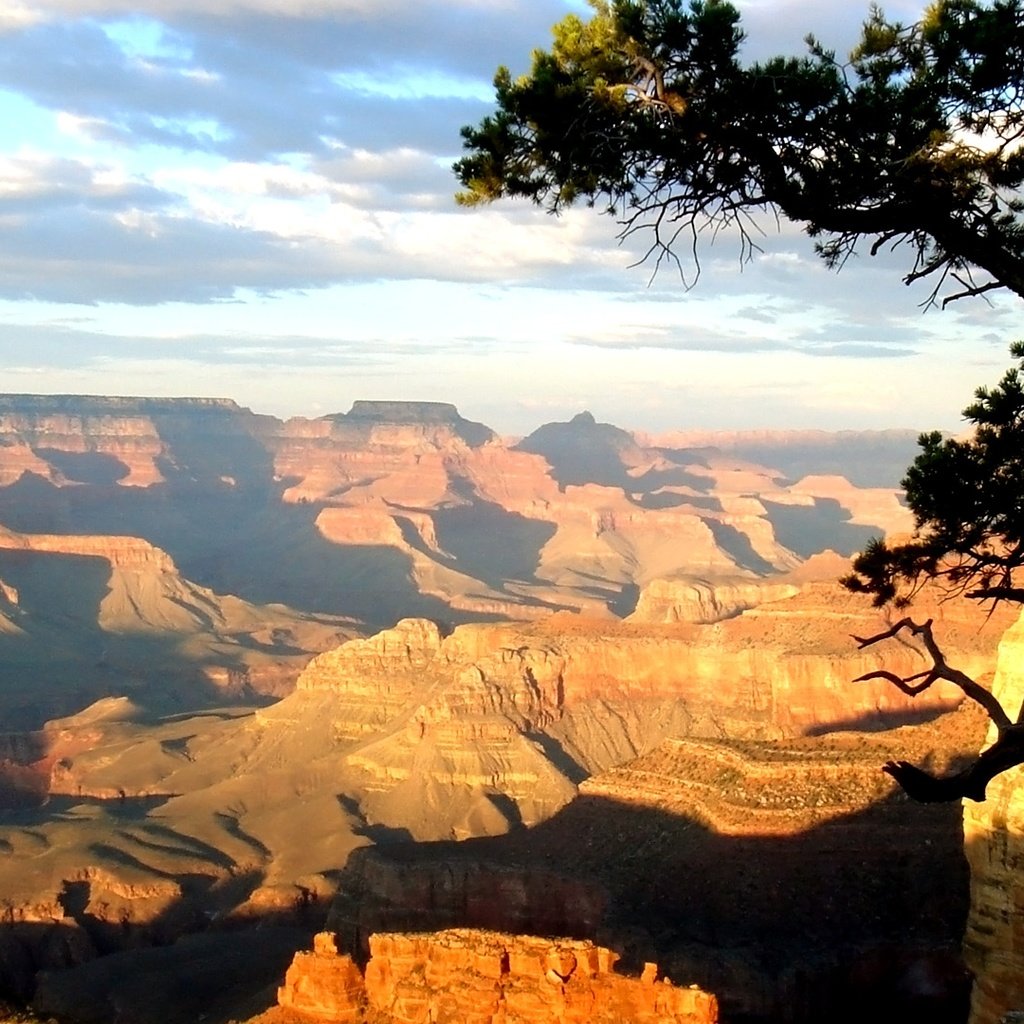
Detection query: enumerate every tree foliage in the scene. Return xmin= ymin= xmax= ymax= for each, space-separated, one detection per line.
xmin=839 ymin=342 xmax=1024 ymax=801
xmin=844 ymin=341 xmax=1024 ymax=608
xmin=456 ymin=0 xmax=1024 ymax=303
xmin=458 ymin=0 xmax=1024 ymax=801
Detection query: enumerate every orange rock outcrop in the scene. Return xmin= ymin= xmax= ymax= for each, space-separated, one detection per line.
xmin=277 ymin=930 xmax=718 ymax=1024
xmin=963 ymin=608 xmax=1024 ymax=1024
xmin=0 ymin=525 xmax=177 ymax=571
xmin=277 ymin=932 xmax=365 ymax=1021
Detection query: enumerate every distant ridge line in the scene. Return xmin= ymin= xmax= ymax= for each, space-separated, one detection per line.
xmin=0 ymin=394 xmax=244 ymax=413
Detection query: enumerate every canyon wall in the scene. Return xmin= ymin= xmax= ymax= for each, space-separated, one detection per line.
xmin=330 ymin=721 xmax=978 ymax=1022
xmin=963 ymin=608 xmax=1024 ymax=1024
xmin=0 ymin=395 xmax=916 ymax=625
xmin=276 ymin=929 xmax=718 ymax=1024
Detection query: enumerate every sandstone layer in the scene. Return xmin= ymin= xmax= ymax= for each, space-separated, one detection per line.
xmin=0 ymin=396 xmax=916 ymax=626
xmin=275 ymin=929 xmax=718 ymax=1024
xmin=331 ymin=709 xmax=987 ymax=1022
xmin=963 ymin=607 xmax=1024 ymax=1024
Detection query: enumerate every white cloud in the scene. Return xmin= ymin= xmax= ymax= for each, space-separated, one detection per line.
xmin=0 ymin=0 xmax=1014 ymax=435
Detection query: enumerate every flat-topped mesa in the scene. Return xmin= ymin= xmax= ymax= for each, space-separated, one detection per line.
xmin=0 ymin=528 xmax=177 ymax=572
xmin=335 ymin=400 xmax=496 ymax=447
xmin=273 ymin=402 xmax=499 ymax=505
xmin=0 ymin=395 xmax=245 ymax=415
xmin=0 ymin=393 xmax=268 ymax=488
xmin=347 ymin=400 xmax=464 ymax=422
xmin=277 ymin=929 xmax=719 ymax=1024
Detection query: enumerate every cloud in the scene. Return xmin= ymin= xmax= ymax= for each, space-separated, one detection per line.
xmin=0 ymin=145 xmax=646 ymax=303
xmin=561 ymin=311 xmax=921 ymax=360
xmin=0 ymin=0 xmax=1008 ymax=439
xmin=735 ymin=0 xmax=929 ymax=60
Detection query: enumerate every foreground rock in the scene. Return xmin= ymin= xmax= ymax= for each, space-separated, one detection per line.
xmin=964 ymin=608 xmax=1024 ymax=1024
xmin=275 ymin=929 xmax=718 ymax=1024
xmin=331 ymin=722 xmax=982 ymax=1021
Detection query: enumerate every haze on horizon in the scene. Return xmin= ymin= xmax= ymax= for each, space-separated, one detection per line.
xmin=0 ymin=0 xmax=1017 ymax=436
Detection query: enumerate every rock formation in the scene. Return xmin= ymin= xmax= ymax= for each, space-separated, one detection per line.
xmin=0 ymin=394 xmax=265 ymax=488
xmin=18 ymin=585 xmax=1008 ymax=920
xmin=0 ymin=393 xmax=996 ymax=1022
xmin=275 ymin=929 xmax=718 ymax=1024
xmin=0 ymin=395 xmax=916 ymax=626
xmin=629 ymin=576 xmax=801 ymax=623
xmin=0 ymin=520 xmax=354 ymax=728
xmin=963 ymin=608 xmax=1024 ymax=1024
xmin=334 ymin=719 xmax=982 ymax=1020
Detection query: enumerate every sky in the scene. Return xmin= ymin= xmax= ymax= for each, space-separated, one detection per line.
xmin=0 ymin=0 xmax=1019 ymax=436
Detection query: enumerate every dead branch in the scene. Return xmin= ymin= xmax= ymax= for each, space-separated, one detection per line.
xmin=851 ymin=616 xmax=1012 ymax=731
xmin=851 ymin=616 xmax=1024 ymax=802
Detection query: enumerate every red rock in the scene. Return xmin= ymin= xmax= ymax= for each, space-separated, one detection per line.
xmin=277 ymin=929 xmax=718 ymax=1024
xmin=277 ymin=934 xmax=364 ymax=1021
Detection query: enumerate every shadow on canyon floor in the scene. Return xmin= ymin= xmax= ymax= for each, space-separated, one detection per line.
xmin=3 ymin=908 xmax=325 ymax=1024
xmin=804 ymin=704 xmax=954 ymax=736
xmin=333 ymin=791 xmax=972 ymax=1024
xmin=0 ymin=785 xmax=976 ymax=1023
xmin=0 ymin=474 xmax=516 ymax=628
xmin=762 ymin=498 xmax=880 ymax=559
xmin=430 ymin=499 xmax=557 ymax=592
xmin=0 ymin=549 xmax=272 ymax=730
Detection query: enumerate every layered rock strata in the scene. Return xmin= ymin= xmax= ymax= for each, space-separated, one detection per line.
xmin=333 ymin=720 xmax=983 ymax=1021
xmin=276 ymin=929 xmax=718 ymax=1024
xmin=0 ymin=395 xmax=918 ymax=624
xmin=963 ymin=608 xmax=1024 ymax=1024
xmin=629 ymin=577 xmax=800 ymax=624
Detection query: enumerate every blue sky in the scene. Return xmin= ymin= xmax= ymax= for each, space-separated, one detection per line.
xmin=0 ymin=0 xmax=1017 ymax=435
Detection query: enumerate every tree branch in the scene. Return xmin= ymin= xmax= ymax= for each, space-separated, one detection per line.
xmin=941 ymin=278 xmax=1003 ymax=308
xmin=851 ymin=616 xmax=1013 ymax=731
xmin=850 ymin=617 xmax=1024 ymax=802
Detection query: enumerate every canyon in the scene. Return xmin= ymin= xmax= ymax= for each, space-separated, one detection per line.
xmin=0 ymin=394 xmax=1009 ymax=1023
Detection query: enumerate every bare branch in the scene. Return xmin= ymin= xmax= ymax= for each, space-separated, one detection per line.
xmin=941 ymin=279 xmax=1004 ymax=308
xmin=852 ymin=668 xmax=937 ymax=695
xmin=967 ymin=586 xmax=1024 ymax=603
xmin=852 ymin=617 xmax=1013 ymax=731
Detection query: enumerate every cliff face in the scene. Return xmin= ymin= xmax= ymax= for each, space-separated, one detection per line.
xmin=0 ymin=526 xmax=177 ymax=571
xmin=276 ymin=929 xmax=718 ymax=1024
xmin=263 ymin=583 xmax=1010 ymax=843
xmin=14 ymin=587 xmax=1000 ymax=967
xmin=331 ymin=721 xmax=979 ymax=1022
xmin=0 ymin=395 xmax=915 ymax=626
xmin=0 ymin=395 xmax=258 ymax=488
xmin=0 ymin=520 xmax=354 ymax=729
xmin=963 ymin=608 xmax=1024 ymax=1024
